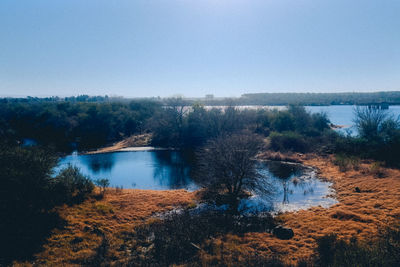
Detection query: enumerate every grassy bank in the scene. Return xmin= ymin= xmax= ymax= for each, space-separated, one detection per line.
xmin=15 ymin=189 xmax=194 ymax=266
xmin=12 ymin=153 xmax=400 ymax=266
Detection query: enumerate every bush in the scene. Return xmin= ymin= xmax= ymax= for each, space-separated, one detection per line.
xmin=369 ymin=162 xmax=386 ymax=178
xmin=94 ymin=178 xmax=110 ymax=195
xmin=0 ymin=145 xmax=94 ymax=264
xmin=130 ymin=209 xmax=276 ymax=266
xmin=52 ymin=166 xmax=94 ymax=204
xmin=269 ymin=131 xmax=307 ymax=152
xmin=333 ymin=154 xmax=360 ymax=172
xmin=315 ymin=224 xmax=400 ymax=266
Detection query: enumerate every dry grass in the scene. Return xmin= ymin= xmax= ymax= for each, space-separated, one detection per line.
xmin=86 ymin=133 xmax=152 ymax=154
xmin=14 ymin=152 xmax=400 ymax=266
xmin=16 ymin=189 xmax=194 ymax=266
xmin=199 ymin=153 xmax=400 ymax=265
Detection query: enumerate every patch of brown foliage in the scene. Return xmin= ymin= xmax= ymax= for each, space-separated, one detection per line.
xmin=86 ymin=133 xmax=152 ymax=154
xmin=18 ymin=189 xmax=193 ymax=266
xmin=200 ymin=153 xmax=400 ymax=265
xmin=257 ymin=150 xmax=301 ymax=163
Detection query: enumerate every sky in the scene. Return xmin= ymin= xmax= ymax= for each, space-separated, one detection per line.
xmin=0 ymin=0 xmax=399 ymax=98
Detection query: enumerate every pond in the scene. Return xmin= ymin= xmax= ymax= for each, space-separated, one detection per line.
xmin=56 ymin=150 xmax=196 ymax=190
xmin=57 ymin=151 xmax=337 ymax=212
xmin=243 ymin=161 xmax=337 ymax=212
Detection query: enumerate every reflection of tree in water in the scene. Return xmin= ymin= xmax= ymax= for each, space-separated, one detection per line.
xmin=151 ymin=150 xmax=195 ymax=189
xmin=265 ymin=161 xmax=312 ymax=205
xmin=82 ymin=153 xmax=115 ymax=173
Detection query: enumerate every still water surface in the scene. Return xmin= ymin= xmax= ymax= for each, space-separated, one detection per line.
xmin=306 ymin=105 xmax=400 ymax=135
xmin=57 ymin=151 xmax=195 ymax=190
xmin=57 ymin=151 xmax=336 ymax=211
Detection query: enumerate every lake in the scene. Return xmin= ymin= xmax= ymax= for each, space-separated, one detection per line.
xmin=306 ymin=105 xmax=400 ymax=135
xmin=57 ymin=151 xmax=336 ymax=212
xmin=207 ymin=105 xmax=400 ymax=135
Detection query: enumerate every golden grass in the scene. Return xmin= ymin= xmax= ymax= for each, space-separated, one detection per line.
xmin=15 ymin=153 xmax=400 ymax=266
xmin=199 ymin=153 xmax=400 ymax=265
xmin=16 ymin=189 xmax=194 ymax=266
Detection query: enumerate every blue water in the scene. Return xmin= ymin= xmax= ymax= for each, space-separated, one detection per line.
xmin=306 ymin=105 xmax=400 ymax=135
xmin=57 ymin=150 xmax=196 ymax=190
xmin=57 ymin=152 xmax=336 ymax=212
xmin=244 ymin=161 xmax=337 ymax=212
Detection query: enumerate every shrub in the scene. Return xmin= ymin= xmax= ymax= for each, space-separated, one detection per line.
xmin=269 ymin=131 xmax=307 ymax=152
xmin=130 ymin=209 xmax=276 ymax=266
xmin=369 ymin=162 xmax=386 ymax=178
xmin=95 ymin=178 xmax=110 ymax=195
xmin=52 ymin=166 xmax=94 ymax=204
xmin=0 ymin=145 xmax=92 ymax=264
xmin=315 ymin=224 xmax=400 ymax=266
xmin=333 ymin=154 xmax=360 ymax=172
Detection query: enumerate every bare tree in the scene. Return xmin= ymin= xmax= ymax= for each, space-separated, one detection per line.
xmin=195 ymin=133 xmax=271 ymax=212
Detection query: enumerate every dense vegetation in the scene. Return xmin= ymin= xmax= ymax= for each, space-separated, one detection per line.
xmin=0 ymin=98 xmax=161 ymax=151
xmin=0 ymin=143 xmax=94 ymax=265
xmin=150 ymin=101 xmax=332 ymax=152
xmin=335 ymin=107 xmax=400 ymax=167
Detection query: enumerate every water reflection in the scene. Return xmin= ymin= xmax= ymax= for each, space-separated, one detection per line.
xmin=260 ymin=161 xmax=337 ymax=212
xmin=151 ymin=150 xmax=195 ymax=189
xmin=237 ymin=161 xmax=337 ymax=213
xmin=264 ymin=161 xmax=302 ymax=205
xmin=57 ymin=150 xmax=197 ymax=190
xmin=81 ymin=153 xmax=116 ymax=173
xmin=56 ymin=152 xmax=336 ymax=211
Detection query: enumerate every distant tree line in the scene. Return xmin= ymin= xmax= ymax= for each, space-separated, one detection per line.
xmin=239 ymin=91 xmax=400 ymax=106
xmin=0 ymin=99 xmax=161 ymax=151
xmin=4 ymin=91 xmax=400 ymax=107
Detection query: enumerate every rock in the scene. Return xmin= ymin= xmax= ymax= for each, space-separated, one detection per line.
xmin=355 ymin=187 xmax=361 ymax=193
xmin=273 ymin=225 xmax=294 ymax=240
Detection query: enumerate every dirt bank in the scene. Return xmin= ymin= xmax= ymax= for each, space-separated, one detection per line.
xmin=85 ymin=133 xmax=152 ymax=154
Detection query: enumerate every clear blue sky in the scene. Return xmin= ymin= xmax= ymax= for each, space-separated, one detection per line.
xmin=0 ymin=0 xmax=399 ymax=97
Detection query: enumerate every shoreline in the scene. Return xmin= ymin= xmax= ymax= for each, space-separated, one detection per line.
xmin=86 ymin=146 xmax=170 ymax=154
xmin=22 ymin=152 xmax=400 ymax=265
xmin=84 ymin=133 xmax=153 ymax=154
